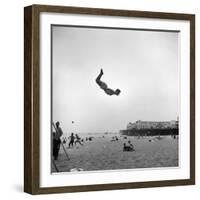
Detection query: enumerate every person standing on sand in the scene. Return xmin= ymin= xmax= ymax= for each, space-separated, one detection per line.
xmin=95 ymin=69 xmax=121 ymax=96
xmin=52 ymin=121 xmax=63 ymax=160
xmin=68 ymin=133 xmax=75 ymax=148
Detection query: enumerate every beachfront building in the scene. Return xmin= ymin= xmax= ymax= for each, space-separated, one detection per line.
xmin=121 ymin=119 xmax=179 ymax=136
xmin=127 ymin=120 xmax=178 ymax=130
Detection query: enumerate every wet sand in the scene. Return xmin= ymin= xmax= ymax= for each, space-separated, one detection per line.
xmin=52 ymin=135 xmax=178 ymax=173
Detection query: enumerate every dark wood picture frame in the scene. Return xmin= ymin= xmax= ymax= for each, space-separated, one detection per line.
xmin=24 ymin=4 xmax=195 ymax=195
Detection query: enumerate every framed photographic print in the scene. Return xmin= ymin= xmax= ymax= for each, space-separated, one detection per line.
xmin=24 ymin=4 xmax=195 ymax=194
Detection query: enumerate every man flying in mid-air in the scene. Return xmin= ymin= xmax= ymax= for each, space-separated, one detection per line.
xmin=95 ymin=69 xmax=121 ymax=96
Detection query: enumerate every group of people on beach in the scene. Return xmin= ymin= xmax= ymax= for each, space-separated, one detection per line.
xmin=52 ymin=120 xmax=137 ymax=161
xmin=123 ymin=140 xmax=135 ymax=152
xmin=68 ymin=133 xmax=83 ymax=147
xmin=52 ymin=121 xmax=83 ymax=160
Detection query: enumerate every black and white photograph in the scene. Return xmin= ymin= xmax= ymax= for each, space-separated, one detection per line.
xmin=51 ymin=25 xmax=179 ymax=173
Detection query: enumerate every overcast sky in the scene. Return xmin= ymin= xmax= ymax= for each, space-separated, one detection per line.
xmin=52 ymin=26 xmax=179 ymax=134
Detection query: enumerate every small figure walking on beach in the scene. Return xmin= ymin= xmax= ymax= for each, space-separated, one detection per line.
xmin=52 ymin=121 xmax=63 ymax=160
xmin=95 ymin=69 xmax=121 ymax=96
xmin=68 ymin=133 xmax=75 ymax=148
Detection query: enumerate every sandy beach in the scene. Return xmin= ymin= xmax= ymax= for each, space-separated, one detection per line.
xmin=52 ymin=134 xmax=178 ymax=173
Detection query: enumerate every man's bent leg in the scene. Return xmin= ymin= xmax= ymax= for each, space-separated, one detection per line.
xmin=96 ymin=69 xmax=103 ymax=82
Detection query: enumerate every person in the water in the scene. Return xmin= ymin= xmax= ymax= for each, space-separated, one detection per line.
xmin=95 ymin=69 xmax=121 ymax=96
